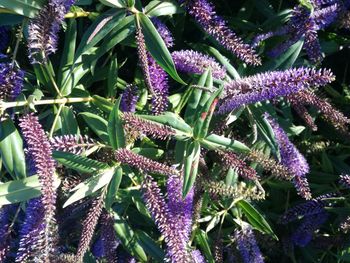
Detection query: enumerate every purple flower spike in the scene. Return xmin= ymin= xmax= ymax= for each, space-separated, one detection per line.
xmin=115 ymin=148 xmax=178 ymax=176
xmin=50 ymin=134 xmax=96 ymax=155
xmin=279 ymin=193 xmax=335 ymax=224
xmin=234 ymin=224 xmax=264 ymax=263
xmin=16 ymin=198 xmax=48 ymax=262
xmin=191 ymin=249 xmax=206 ymax=263
xmin=28 ymin=0 xmax=75 ymax=63
xmin=142 ymin=174 xmax=191 ymax=263
xmin=151 ymin=18 xmax=174 ymax=48
xmin=340 ymin=174 xmax=350 ymax=189
xmin=120 ymin=84 xmax=139 ymax=113
xmin=264 ymin=113 xmax=311 ymax=199
xmin=172 ymin=50 xmax=226 ymax=79
xmin=0 ymin=63 xmax=24 ymax=101
xmin=19 ymin=113 xmax=57 ymax=220
xmin=219 ymin=67 xmax=335 ymax=114
xmin=185 ymin=0 xmax=261 ymax=65
xmin=291 ymin=211 xmax=328 ymax=247
xmin=167 ymin=174 xmax=194 ymax=242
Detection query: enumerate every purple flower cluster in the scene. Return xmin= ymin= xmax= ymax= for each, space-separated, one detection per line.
xmin=76 ymin=194 xmax=105 ymax=262
xmin=148 ymin=19 xmax=174 ymax=115
xmin=279 ymin=193 xmax=334 ymax=224
xmin=264 ymin=113 xmax=311 ymax=199
xmin=120 ymin=84 xmax=139 ymax=113
xmin=16 ymin=198 xmax=48 ymax=262
xmin=91 ymin=212 xmax=119 ymax=261
xmin=19 ymin=113 xmax=57 ymax=220
xmin=287 ymin=90 xmax=350 ymax=133
xmin=254 ymin=2 xmax=340 ymax=63
xmin=115 ymin=148 xmax=178 ymax=176
xmin=340 ymin=174 xmax=350 ymax=188
xmin=172 ymin=50 xmax=226 ymax=79
xmin=0 ymin=205 xmax=17 ymax=262
xmin=234 ymin=224 xmax=264 ymax=263
xmin=122 ymin=112 xmax=176 ymax=140
xmin=185 ymin=0 xmax=261 ymax=65
xmin=167 ymin=174 xmax=194 ymax=243
xmin=28 ymin=0 xmax=75 ymax=63
xmin=291 ymin=211 xmax=328 ymax=247
xmin=216 ymin=150 xmax=259 ymax=181
xmin=19 ymin=113 xmax=58 ymax=261
xmin=219 ymin=67 xmax=335 ymax=114
xmin=0 ymin=63 xmax=24 ymax=101
xmin=141 ymin=174 xmax=191 ymax=262
xmin=50 ymin=134 xmax=96 ymax=155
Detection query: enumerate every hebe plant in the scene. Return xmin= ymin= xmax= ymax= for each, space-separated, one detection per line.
xmin=0 ymin=0 xmax=349 ymax=262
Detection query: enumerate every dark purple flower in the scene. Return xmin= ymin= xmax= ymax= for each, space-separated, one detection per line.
xmin=291 ymin=211 xmax=328 ymax=247
xmin=141 ymin=174 xmax=191 ymax=262
xmin=120 ymin=84 xmax=139 ymax=113
xmin=0 ymin=63 xmax=24 ymax=101
xmin=287 ymin=90 xmax=350 ymax=133
xmin=219 ymin=67 xmax=335 ymax=114
xmin=216 ymin=151 xmax=259 ymax=181
xmin=19 ymin=113 xmax=57 ymax=220
xmin=255 ymin=3 xmax=340 ymax=63
xmin=151 ymin=18 xmax=174 ymax=48
xmin=16 ymin=198 xmax=48 ymax=262
xmin=167 ymin=174 xmax=194 ymax=242
xmin=76 ymin=193 xmax=105 ymax=262
xmin=122 ymin=112 xmax=176 ymax=140
xmin=234 ymin=224 xmax=264 ymax=263
xmin=28 ymin=0 xmax=75 ymax=63
xmin=264 ymin=113 xmax=311 ymax=199
xmin=91 ymin=212 xmax=119 ymax=261
xmin=172 ymin=50 xmax=226 ymax=79
xmin=279 ymin=193 xmax=334 ymax=224
xmin=115 ymin=148 xmax=178 ymax=176
xmin=340 ymin=216 xmax=350 ymax=233
xmin=0 ymin=26 xmax=9 ymax=52
xmin=185 ymin=0 xmax=261 ymax=65
xmin=0 ymin=205 xmax=17 ymax=262
xmin=50 ymin=134 xmax=96 ymax=155
xmin=340 ymin=174 xmax=350 ymax=188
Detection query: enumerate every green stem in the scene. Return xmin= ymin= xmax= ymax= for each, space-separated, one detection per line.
xmin=49 ymin=103 xmax=65 ymax=138
xmin=65 ymin=11 xmax=92 ymax=18
xmin=11 ymin=19 xmax=26 ymax=67
xmin=1 ymin=97 xmax=93 ymax=111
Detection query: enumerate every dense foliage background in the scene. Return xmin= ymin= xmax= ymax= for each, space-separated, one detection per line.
xmin=0 ymin=0 xmax=350 ymax=262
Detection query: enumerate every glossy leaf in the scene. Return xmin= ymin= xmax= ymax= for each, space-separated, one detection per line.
xmin=183 ymin=141 xmax=200 ymax=197
xmin=108 ymin=97 xmax=125 ymax=149
xmin=80 ymin=112 xmax=110 ymax=143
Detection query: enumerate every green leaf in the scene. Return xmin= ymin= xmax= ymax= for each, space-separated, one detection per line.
xmin=136 ymin=230 xmax=165 ymax=261
xmin=132 ymin=147 xmax=164 ymax=160
xmin=201 ymin=134 xmax=250 ymax=153
xmin=183 ymin=141 xmax=200 ymax=197
xmin=237 ymin=200 xmax=278 ymax=240
xmin=58 ymin=19 xmax=77 ymax=91
xmin=0 ymin=118 xmax=26 ymax=179
xmin=206 ymin=46 xmax=240 ymax=79
xmin=195 ymin=230 xmax=215 ymax=263
xmin=92 ymin=95 xmax=114 ymax=113
xmin=108 ymin=56 xmax=118 ymax=97
xmin=145 ymin=0 xmax=183 ymax=17
xmin=105 ymin=166 xmax=123 ymax=210
xmin=53 ymin=151 xmax=109 ymax=173
xmin=60 ymin=106 xmax=79 ymax=135
xmin=138 ymin=112 xmax=192 ymax=134
xmin=0 ymin=0 xmax=45 ymax=18
xmin=80 ymin=112 xmax=109 ymax=143
xmin=0 ymin=175 xmax=60 ymax=205
xmin=99 ymin=0 xmax=127 ymax=8
xmin=64 ymin=166 xmax=116 ymax=207
xmin=113 ymin=212 xmax=148 ymax=261
xmin=108 ymin=97 xmax=125 ymax=149
xmin=74 ymin=9 xmax=126 ymax=61
xmin=137 ymin=13 xmax=186 ymax=85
